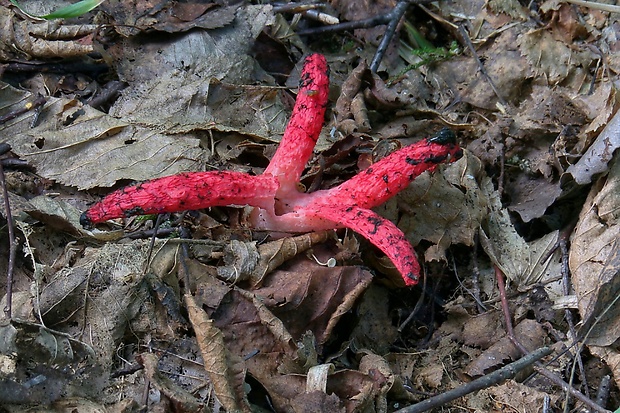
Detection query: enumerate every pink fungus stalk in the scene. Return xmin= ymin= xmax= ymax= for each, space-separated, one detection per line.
xmin=80 ymin=54 xmax=463 ymax=286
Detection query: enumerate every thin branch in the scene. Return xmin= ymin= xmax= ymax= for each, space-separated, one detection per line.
xmin=457 ymin=25 xmax=510 ymax=111
xmin=495 ymin=266 xmax=611 ymax=413
xmin=394 ymin=347 xmax=553 ymax=413
xmin=370 ymin=0 xmax=411 ymax=72
xmin=564 ymin=0 xmax=620 ymax=13
xmin=0 ymin=158 xmax=16 ymax=320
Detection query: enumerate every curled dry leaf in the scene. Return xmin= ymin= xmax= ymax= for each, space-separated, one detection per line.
xmin=0 ymin=8 xmax=95 ymax=60
xmin=254 ymin=260 xmax=373 ymax=345
xmin=335 ymin=60 xmax=366 ymax=124
xmin=184 ymin=293 xmax=250 ymax=412
xmin=570 ymin=154 xmax=620 ymax=347
xmin=464 ymin=319 xmax=546 ymax=377
xmin=138 ymin=352 xmax=205 ymax=412
xmin=216 ymin=231 xmax=334 ymax=286
xmin=566 ymin=104 xmax=620 ymax=185
xmin=394 ymin=150 xmax=487 ymax=263
xmin=479 ymin=175 xmax=563 ymax=296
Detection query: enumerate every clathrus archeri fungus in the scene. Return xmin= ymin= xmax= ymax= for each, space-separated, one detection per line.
xmin=81 ymin=54 xmax=463 ymax=286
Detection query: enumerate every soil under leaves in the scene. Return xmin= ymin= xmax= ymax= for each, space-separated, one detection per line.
xmin=0 ymin=0 xmax=619 ymax=412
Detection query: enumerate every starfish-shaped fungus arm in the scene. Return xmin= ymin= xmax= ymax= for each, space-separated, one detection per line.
xmin=80 ymin=54 xmax=462 ymax=286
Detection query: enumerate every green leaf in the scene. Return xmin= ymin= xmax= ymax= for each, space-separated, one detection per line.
xmin=10 ymin=0 xmax=105 ymax=20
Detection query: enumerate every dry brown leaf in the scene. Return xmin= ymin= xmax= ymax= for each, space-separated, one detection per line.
xmin=139 ymin=352 xmax=206 ymax=412
xmin=100 ymin=2 xmax=237 ymax=33
xmin=326 ymin=369 xmax=385 ymax=413
xmin=236 ymin=287 xmax=296 ymax=347
xmin=464 ymin=319 xmax=545 ymax=377
xmin=412 ymin=336 xmax=458 ymax=390
xmin=459 ymin=311 xmax=505 ymax=350
xmin=53 ymin=398 xmax=110 ymax=413
xmin=391 ymin=150 xmax=487 ymax=263
xmin=487 ymin=0 xmax=529 ymax=20
xmin=479 ymin=176 xmax=563 ymax=295
xmin=518 ymin=28 xmax=594 ymax=85
xmin=506 ymin=173 xmax=563 ymax=223
xmin=107 ymin=7 xmax=284 ymax=139
xmin=25 ymin=195 xmax=85 ymax=236
xmin=215 ymin=231 xmax=334 ymax=285
xmin=1 ymin=192 xmax=33 ymax=222
xmin=429 ymin=27 xmax=530 ymax=110
xmin=255 ymin=259 xmax=373 ymax=345
xmin=572 ymin=82 xmax=619 ymax=153
xmin=348 ymin=285 xmax=397 ymax=355
xmin=335 ymin=60 xmax=366 ymax=124
xmin=1 ymin=90 xmax=204 ymax=190
xmin=588 ymin=346 xmax=620 ymax=394
xmin=511 ymin=86 xmax=588 ymax=135
xmin=384 ymin=352 xmax=420 ymax=401
xmin=254 ymin=231 xmax=335 ymax=285
xmin=486 ymin=379 xmax=560 ymax=412
xmin=185 ymin=293 xmax=250 ymax=412
xmin=35 ymin=242 xmax=150 ymax=365
xmin=570 ymin=155 xmax=620 ymax=347
xmin=0 ymin=8 xmax=95 ymax=60
xmin=566 ymin=104 xmax=620 ymax=185
xmin=350 ymin=92 xmax=371 ymax=133
xmin=417 ymin=363 xmax=444 ymax=389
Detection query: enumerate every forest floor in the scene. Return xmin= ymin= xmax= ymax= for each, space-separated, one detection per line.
xmin=0 ymin=0 xmax=619 ymax=412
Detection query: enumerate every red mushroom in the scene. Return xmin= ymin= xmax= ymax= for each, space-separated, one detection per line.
xmin=80 ymin=54 xmax=462 ymax=286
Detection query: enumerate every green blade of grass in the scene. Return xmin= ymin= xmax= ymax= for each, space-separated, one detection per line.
xmin=10 ymin=0 xmax=105 ymax=20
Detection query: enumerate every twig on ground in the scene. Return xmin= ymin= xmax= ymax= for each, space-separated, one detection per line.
xmin=457 ymin=25 xmax=510 ymax=111
xmin=87 ymin=81 xmax=126 ymax=111
xmin=560 ymin=230 xmax=589 ymax=399
xmin=453 ymin=252 xmax=487 ymax=312
xmin=394 ymin=346 xmax=553 ymax=413
xmin=296 ymin=11 xmax=392 ymax=36
xmin=370 ymin=0 xmax=411 ymax=72
xmin=564 ymin=0 xmax=620 ymax=14
xmin=397 ymin=265 xmax=429 ymax=332
xmin=495 ymin=266 xmax=611 ymax=413
xmin=0 ymin=94 xmax=46 ymax=125
xmin=298 ymin=0 xmax=437 ymax=73
xmin=595 ymin=375 xmax=611 ymax=409
xmin=0 ymin=145 xmax=17 ymax=320
xmin=470 ymin=232 xmax=486 ymax=313
xmin=144 ymin=214 xmax=166 ymax=275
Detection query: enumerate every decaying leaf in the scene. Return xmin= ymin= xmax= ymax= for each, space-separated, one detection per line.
xmin=479 ymin=176 xmax=563 ymax=296
xmin=139 ymin=352 xmax=206 ymax=412
xmin=185 ymin=293 xmax=250 ymax=412
xmin=252 ymin=259 xmax=373 ymax=345
xmin=335 ymin=60 xmax=366 ymax=125
xmin=392 ymin=150 xmax=487 ymax=263
xmin=348 ymin=285 xmax=397 ymax=355
xmin=486 ymin=379 xmax=560 ymax=411
xmin=0 ymin=88 xmax=205 ymax=190
xmin=216 ymin=231 xmax=334 ymax=285
xmin=464 ymin=319 xmax=545 ymax=377
xmin=566 ymin=104 xmax=620 ymax=185
xmin=0 ymin=8 xmax=95 ymax=60
xmin=100 ymin=2 xmax=237 ymax=34
xmin=570 ymin=155 xmax=620 ymax=347
xmin=107 ymin=6 xmax=283 ymax=138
